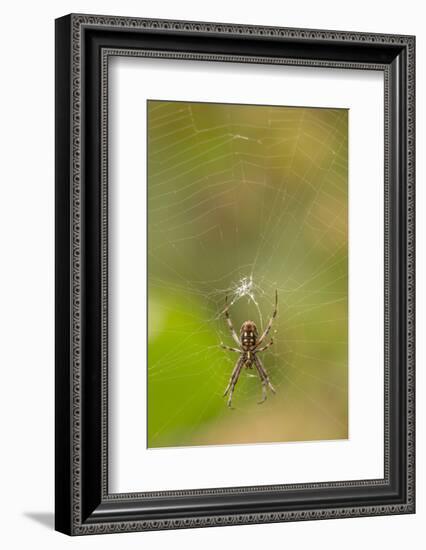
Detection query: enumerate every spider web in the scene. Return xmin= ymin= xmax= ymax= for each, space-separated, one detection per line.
xmin=147 ymin=100 xmax=348 ymax=448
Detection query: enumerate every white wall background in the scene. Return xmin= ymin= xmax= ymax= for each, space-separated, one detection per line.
xmin=0 ymin=0 xmax=422 ymax=548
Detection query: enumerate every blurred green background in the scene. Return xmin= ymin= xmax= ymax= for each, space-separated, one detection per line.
xmin=147 ymin=100 xmax=348 ymax=448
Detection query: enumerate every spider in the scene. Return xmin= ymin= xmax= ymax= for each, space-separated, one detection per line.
xmin=220 ymin=290 xmax=277 ymax=408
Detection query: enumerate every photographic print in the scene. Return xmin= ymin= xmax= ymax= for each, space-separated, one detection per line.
xmin=147 ymin=99 xmax=348 ymax=448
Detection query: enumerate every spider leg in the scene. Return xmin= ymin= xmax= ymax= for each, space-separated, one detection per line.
xmin=256 ymin=289 xmax=278 ymax=347
xmin=259 ymin=378 xmax=267 ymax=404
xmin=254 ymin=355 xmax=276 ymax=404
xmin=256 ymin=338 xmax=274 ymax=353
xmin=223 ymin=296 xmax=241 ymax=346
xmin=220 ymin=343 xmax=241 ymax=353
xmin=223 ymin=357 xmax=244 ymax=408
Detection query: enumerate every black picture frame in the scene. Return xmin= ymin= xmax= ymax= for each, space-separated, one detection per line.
xmin=55 ymin=13 xmax=415 ymax=535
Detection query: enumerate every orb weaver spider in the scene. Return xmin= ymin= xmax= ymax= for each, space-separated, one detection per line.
xmin=220 ymin=290 xmax=277 ymax=408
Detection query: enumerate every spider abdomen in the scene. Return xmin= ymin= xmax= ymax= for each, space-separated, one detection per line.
xmin=240 ymin=321 xmax=258 ymax=350
xmin=242 ymin=333 xmax=256 ymax=349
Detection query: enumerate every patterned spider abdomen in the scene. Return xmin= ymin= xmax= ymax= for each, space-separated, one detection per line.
xmin=240 ymin=320 xmax=258 ymax=351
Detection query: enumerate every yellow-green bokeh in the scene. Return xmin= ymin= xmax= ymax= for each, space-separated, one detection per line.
xmin=147 ymin=100 xmax=348 ymax=448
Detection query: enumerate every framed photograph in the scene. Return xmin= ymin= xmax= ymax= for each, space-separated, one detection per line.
xmin=55 ymin=14 xmax=415 ymax=535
